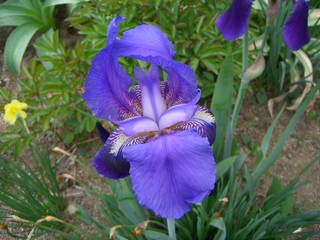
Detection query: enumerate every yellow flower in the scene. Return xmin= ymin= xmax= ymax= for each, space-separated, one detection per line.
xmin=3 ymin=99 xmax=28 ymax=125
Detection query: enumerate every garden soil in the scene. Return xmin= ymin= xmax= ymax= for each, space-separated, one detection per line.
xmin=0 ymin=24 xmax=319 ymax=239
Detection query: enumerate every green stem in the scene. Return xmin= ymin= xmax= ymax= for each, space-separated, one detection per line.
xmin=167 ymin=218 xmax=177 ymax=240
xmin=224 ymin=27 xmax=269 ymax=157
xmin=242 ymin=30 xmax=249 ymax=73
xmin=19 ymin=115 xmax=31 ymax=135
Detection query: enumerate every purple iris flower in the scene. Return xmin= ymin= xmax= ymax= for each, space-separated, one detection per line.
xmin=283 ymin=0 xmax=310 ymax=51
xmin=216 ymin=0 xmax=255 ymax=40
xmin=83 ymin=17 xmax=216 ymax=219
xmin=216 ymin=0 xmax=310 ymax=50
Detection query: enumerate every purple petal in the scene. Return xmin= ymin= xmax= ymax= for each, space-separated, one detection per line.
xmin=158 ymin=104 xmax=197 ymax=130
xmin=282 ymin=0 xmax=310 ymax=51
xmin=216 ymin=0 xmax=254 ymax=40
xmin=134 ymin=65 xmax=167 ymax=122
xmin=114 ymin=25 xmax=199 ymax=106
xmin=92 ymin=139 xmax=130 ymax=179
xmin=113 ymin=24 xmax=175 ymax=59
xmin=172 ymin=106 xmax=216 ymax=145
xmin=164 ymin=62 xmax=199 ymax=107
xmin=119 ymin=116 xmax=159 ymax=136
xmin=123 ymin=130 xmax=215 ymax=219
xmin=93 ymin=129 xmax=153 ymax=179
xmin=106 ymin=16 xmax=125 ymax=47
xmin=96 ymin=122 xmax=110 ymax=143
xmin=83 ymin=18 xmax=141 ymax=123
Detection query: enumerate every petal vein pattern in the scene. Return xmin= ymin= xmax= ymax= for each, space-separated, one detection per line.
xmin=123 ymin=130 xmax=215 ymax=219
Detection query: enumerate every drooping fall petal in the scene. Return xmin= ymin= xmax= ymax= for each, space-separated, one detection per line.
xmin=123 ymin=130 xmax=215 ymax=218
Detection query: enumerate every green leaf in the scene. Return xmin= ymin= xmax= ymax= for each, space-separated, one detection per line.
xmin=0 ymin=139 xmax=16 ymax=153
xmin=116 ymin=179 xmax=146 ymax=224
xmin=44 ymin=0 xmax=86 ymax=7
xmin=266 ymin=176 xmax=282 ymax=197
xmin=211 ymin=217 xmax=226 ymax=240
xmin=253 ymin=81 xmax=320 ymax=181
xmin=210 ymin=52 xmax=233 ymax=160
xmin=0 ymin=132 xmax=21 ymax=140
xmin=62 ymin=132 xmax=75 ymax=144
xmin=260 ymin=105 xmax=285 ymax=156
xmin=0 ymin=15 xmax=31 ymax=26
xmin=144 ymin=230 xmax=170 ymax=240
xmin=201 ymin=58 xmax=219 ymax=75
xmin=280 ymin=194 xmax=294 ymax=214
xmin=28 ymin=109 xmax=50 ymax=120
xmin=0 ymin=3 xmax=43 ymax=25
xmin=4 ymin=23 xmax=40 ymax=73
xmin=215 ymin=156 xmax=237 ymax=180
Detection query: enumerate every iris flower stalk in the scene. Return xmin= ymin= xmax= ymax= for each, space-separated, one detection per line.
xmin=83 ymin=17 xmax=216 ymax=219
xmin=216 ymin=0 xmax=310 ymax=51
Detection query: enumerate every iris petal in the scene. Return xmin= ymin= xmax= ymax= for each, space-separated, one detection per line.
xmin=123 ymin=130 xmax=215 ymax=219
xmin=119 ymin=116 xmax=159 ymax=136
xmin=158 ymin=104 xmax=197 ymax=130
xmin=92 ymin=140 xmax=130 ymax=179
xmin=106 ymin=16 xmax=125 ymax=47
xmin=164 ymin=62 xmax=199 ymax=106
xmin=173 ymin=106 xmax=216 ymax=145
xmin=282 ymin=0 xmax=310 ymax=51
xmin=114 ymin=25 xmax=199 ymax=106
xmin=216 ymin=0 xmax=254 ymax=40
xmin=93 ymin=129 xmax=152 ymax=179
xmin=96 ymin=122 xmax=110 ymax=143
xmin=113 ymin=24 xmax=175 ymax=59
xmin=134 ymin=65 xmax=167 ymax=122
xmin=83 ymin=20 xmax=140 ymax=123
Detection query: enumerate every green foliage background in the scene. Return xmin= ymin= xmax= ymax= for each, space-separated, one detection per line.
xmin=0 ymin=0 xmax=319 ymax=239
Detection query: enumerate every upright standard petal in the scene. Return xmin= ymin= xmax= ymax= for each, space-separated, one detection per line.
xmin=216 ymin=0 xmax=254 ymax=40
xmin=114 ymin=25 xmax=199 ymax=105
xmin=282 ymin=0 xmax=310 ymax=51
xmin=164 ymin=62 xmax=199 ymax=106
xmin=106 ymin=16 xmax=125 ymax=47
xmin=83 ymin=18 xmax=141 ymax=123
xmin=83 ymin=48 xmax=138 ymax=122
xmin=134 ymin=65 xmax=167 ymax=122
xmin=123 ymin=130 xmax=215 ymax=219
xmin=112 ymin=24 xmax=175 ymax=60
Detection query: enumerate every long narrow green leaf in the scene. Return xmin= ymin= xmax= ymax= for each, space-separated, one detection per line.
xmin=211 ymin=51 xmax=234 ymax=160
xmin=253 ymin=81 xmax=320 ymax=181
xmin=4 ymin=23 xmax=40 ymax=73
xmin=260 ymin=105 xmax=285 ymax=156
xmin=0 ymin=132 xmax=21 ymax=140
xmin=0 ymin=16 xmax=31 ymax=26
xmin=215 ymin=156 xmax=237 ymax=180
xmin=44 ymin=0 xmax=85 ymax=7
xmin=0 ymin=4 xmax=43 ymax=25
xmin=211 ymin=217 xmax=226 ymax=240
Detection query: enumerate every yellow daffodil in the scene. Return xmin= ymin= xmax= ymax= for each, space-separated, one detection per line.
xmin=3 ymin=99 xmax=28 ymax=125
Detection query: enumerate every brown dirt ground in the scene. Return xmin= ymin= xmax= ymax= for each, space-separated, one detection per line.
xmin=0 ymin=24 xmax=319 ymax=239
